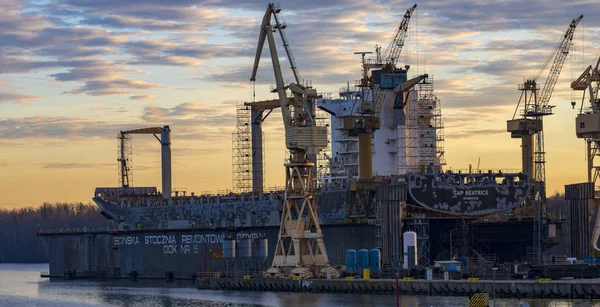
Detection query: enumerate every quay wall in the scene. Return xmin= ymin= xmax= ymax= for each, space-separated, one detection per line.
xmin=198 ymin=278 xmax=600 ymax=299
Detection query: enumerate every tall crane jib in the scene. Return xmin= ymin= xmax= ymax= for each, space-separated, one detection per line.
xmin=250 ymin=3 xmax=336 ymax=279
xmin=506 ymin=15 xmax=583 ymax=265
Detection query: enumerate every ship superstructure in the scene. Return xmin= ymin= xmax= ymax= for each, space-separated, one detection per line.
xmin=318 ymin=70 xmax=444 ymax=179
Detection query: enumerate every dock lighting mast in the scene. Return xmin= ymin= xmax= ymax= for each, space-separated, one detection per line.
xmin=250 ymin=3 xmax=335 ymax=279
xmin=118 ymin=126 xmax=172 ymax=199
xmin=506 ymin=15 xmax=583 ymax=264
xmin=571 ymin=49 xmax=600 ymax=187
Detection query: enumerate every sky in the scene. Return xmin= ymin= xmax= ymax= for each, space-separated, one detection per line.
xmin=1 ymin=0 xmax=599 ymax=208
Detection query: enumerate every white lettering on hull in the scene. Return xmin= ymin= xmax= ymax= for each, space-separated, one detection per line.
xmin=113 ymin=233 xmax=226 ymax=254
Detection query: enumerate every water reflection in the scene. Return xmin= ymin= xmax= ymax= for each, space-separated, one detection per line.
xmin=1 ymin=264 xmax=600 ymax=307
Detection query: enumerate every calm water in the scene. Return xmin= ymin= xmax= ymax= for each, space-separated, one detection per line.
xmin=0 ymin=264 xmax=597 ymax=306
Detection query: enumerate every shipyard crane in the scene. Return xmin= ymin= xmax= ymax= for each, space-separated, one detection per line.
xmin=506 ymin=15 xmax=583 ymax=265
xmin=571 ymin=49 xmax=600 ymax=186
xmin=343 ymin=4 xmax=420 ymax=217
xmin=250 ymin=3 xmax=335 ymax=279
xmin=118 ymin=126 xmax=172 ymax=199
xmin=571 ymin=48 xmax=600 ymax=255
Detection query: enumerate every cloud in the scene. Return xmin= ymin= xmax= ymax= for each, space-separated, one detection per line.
xmin=445 ymin=129 xmax=505 ymax=140
xmin=129 ymin=94 xmax=156 ymax=101
xmin=0 ymin=92 xmax=42 ymax=104
xmin=0 ymin=102 xmax=236 ymax=143
xmin=67 ymin=78 xmax=163 ymax=96
xmin=40 ymin=162 xmax=112 ymax=169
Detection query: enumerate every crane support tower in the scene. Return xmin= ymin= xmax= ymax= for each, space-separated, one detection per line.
xmin=571 ymin=49 xmax=600 ymax=256
xmin=572 ymin=50 xmax=600 ymax=186
xmin=118 ymin=126 xmax=172 ymax=199
xmin=507 ymin=15 xmax=583 ymax=264
xmin=245 ymin=99 xmax=280 ymax=194
xmin=250 ymin=3 xmax=336 ymax=279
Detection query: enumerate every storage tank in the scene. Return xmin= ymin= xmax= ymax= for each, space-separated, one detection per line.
xmin=369 ymin=248 xmax=381 ymax=273
xmin=223 ymin=239 xmax=236 ymax=258
xmin=238 ymin=238 xmax=252 ymax=257
xmin=345 ymin=249 xmax=357 ymax=273
xmin=403 ymin=231 xmax=417 ymax=268
xmin=253 ymin=238 xmax=268 ymax=258
xmin=358 ymin=249 xmax=369 ymax=271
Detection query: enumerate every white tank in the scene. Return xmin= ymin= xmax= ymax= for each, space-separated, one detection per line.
xmin=403 ymin=231 xmax=417 ymax=269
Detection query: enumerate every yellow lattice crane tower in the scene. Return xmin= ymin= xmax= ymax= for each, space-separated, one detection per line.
xmin=250 ymin=3 xmax=336 ymax=279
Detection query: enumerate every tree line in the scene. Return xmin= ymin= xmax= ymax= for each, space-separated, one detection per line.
xmin=0 ymin=202 xmax=106 ymax=263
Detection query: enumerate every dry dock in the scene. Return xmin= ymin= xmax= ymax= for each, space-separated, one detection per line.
xmin=197 ymin=278 xmax=600 ymax=299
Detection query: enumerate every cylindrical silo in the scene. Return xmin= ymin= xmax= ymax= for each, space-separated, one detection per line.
xmin=403 ymin=231 xmax=417 ymax=269
xmin=238 ymin=238 xmax=252 ymax=257
xmin=358 ymin=249 xmax=369 ymax=271
xmin=254 ymin=238 xmax=268 ymax=259
xmin=223 ymin=239 xmax=236 ymax=258
xmin=369 ymin=248 xmax=381 ymax=274
xmin=345 ymin=249 xmax=357 ymax=273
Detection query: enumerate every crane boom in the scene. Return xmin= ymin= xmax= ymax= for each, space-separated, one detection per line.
xmin=384 ymin=4 xmax=417 ymax=68
xmin=272 ymin=11 xmax=301 ymax=84
xmin=121 ymin=127 xmax=163 ymax=135
xmin=534 ymin=15 xmax=583 ymax=114
xmin=370 ymin=3 xmax=417 ymax=115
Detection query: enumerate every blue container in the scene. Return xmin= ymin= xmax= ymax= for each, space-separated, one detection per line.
xmin=369 ymin=248 xmax=381 ymax=273
xmin=358 ymin=249 xmax=369 ymax=271
xmin=345 ymin=249 xmax=357 ymax=273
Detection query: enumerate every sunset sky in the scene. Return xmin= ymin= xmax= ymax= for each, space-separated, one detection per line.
xmin=1 ymin=0 xmax=599 ymax=208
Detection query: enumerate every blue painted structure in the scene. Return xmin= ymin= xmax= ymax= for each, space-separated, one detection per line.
xmin=345 ymin=249 xmax=357 ymax=273
xmin=358 ymin=249 xmax=369 ymax=271
xmin=369 ymin=248 xmax=381 ymax=273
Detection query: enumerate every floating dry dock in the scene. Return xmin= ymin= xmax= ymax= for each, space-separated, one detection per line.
xmin=197 ymin=278 xmax=600 ymax=299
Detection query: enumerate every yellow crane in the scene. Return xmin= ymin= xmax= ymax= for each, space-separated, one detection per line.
xmin=343 ymin=4 xmax=424 ymax=217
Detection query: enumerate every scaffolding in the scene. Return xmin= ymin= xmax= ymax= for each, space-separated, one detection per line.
xmin=232 ymin=102 xmax=252 ymax=192
xmin=315 ymin=103 xmax=332 ymax=180
xmin=417 ymin=75 xmax=445 ymax=173
xmin=117 ymin=133 xmax=132 ymax=188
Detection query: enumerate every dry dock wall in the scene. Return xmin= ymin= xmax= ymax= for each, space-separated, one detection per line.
xmin=41 ymin=225 xmax=379 ymax=279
